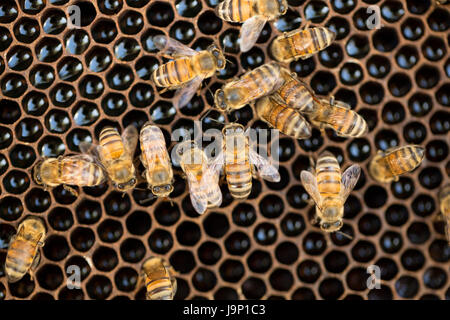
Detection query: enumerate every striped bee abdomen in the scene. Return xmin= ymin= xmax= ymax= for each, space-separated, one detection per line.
xmin=5 ymin=239 xmax=36 ymax=282
xmin=215 ymin=0 xmax=254 ymax=22
xmin=314 ymin=104 xmax=368 ymax=137
xmin=271 ymin=27 xmax=335 ymax=62
xmin=278 ymin=72 xmax=314 ymax=113
xmin=256 ymin=97 xmax=311 ymax=139
xmin=240 ymin=62 xmax=281 ymax=102
xmin=99 ymin=127 xmax=124 ymax=160
xmin=60 ymin=158 xmax=104 ymax=186
xmin=146 ymin=276 xmax=174 ymax=300
xmin=152 ymin=58 xmax=195 ymax=88
xmin=225 ymin=134 xmax=252 ymax=199
xmin=316 ymin=152 xmax=341 ymax=198
xmin=385 ymin=145 xmax=425 ymax=176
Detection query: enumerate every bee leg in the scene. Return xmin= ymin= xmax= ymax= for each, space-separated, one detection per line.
xmin=63 ymin=185 xmax=79 ymax=197
xmin=251 ymin=165 xmax=258 ymax=179
xmin=303 ymin=21 xmax=311 ymax=30
xmin=159 ymin=87 xmax=169 ymax=94
xmin=300 ymin=54 xmax=313 ymax=60
xmin=29 ymin=250 xmax=41 ymax=281
xmin=161 ymin=54 xmax=175 ymax=60
xmin=136 ymin=272 xmax=145 ymax=291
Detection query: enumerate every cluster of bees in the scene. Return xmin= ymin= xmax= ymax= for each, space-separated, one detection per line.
xmin=4 ymin=0 xmax=449 ymax=300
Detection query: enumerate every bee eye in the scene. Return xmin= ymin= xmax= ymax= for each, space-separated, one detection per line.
xmin=118 ymin=184 xmax=124 ymax=189
xmin=130 ymin=178 xmax=136 ymax=185
xmin=165 ymin=185 xmax=171 ymax=190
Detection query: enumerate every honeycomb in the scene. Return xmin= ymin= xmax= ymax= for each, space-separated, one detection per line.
xmin=0 ymin=0 xmax=449 ymax=300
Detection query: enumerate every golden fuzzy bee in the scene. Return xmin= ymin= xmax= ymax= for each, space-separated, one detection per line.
xmin=369 ymin=145 xmax=425 ymax=183
xmin=256 ymin=96 xmax=311 ymax=139
xmin=301 ymin=151 xmax=361 ymax=232
xmin=5 ymin=216 xmax=46 ymax=282
xmin=140 ymin=123 xmax=174 ymax=198
xmin=439 ymin=184 xmax=450 ymax=244
xmin=270 ymin=26 xmax=336 ymax=63
xmin=80 ymin=126 xmax=138 ymax=192
xmin=152 ymin=35 xmax=226 ymax=109
xmin=215 ymin=0 xmax=288 ymax=52
xmin=308 ymin=96 xmax=368 ymax=138
xmin=139 ymin=257 xmax=177 ymax=300
xmin=178 ymin=141 xmax=222 ymax=214
xmin=207 ymin=123 xmax=280 ymax=199
xmin=276 ymin=68 xmax=315 ymax=113
xmin=33 ymin=154 xmax=106 ymax=195
xmin=214 ymin=62 xmax=283 ymax=112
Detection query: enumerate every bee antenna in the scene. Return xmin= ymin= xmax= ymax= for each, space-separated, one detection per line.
xmin=336 ymin=230 xmax=353 ymax=240
xmin=139 ymin=194 xmax=157 ymax=205
xmin=225 ymin=58 xmax=234 ymax=66
xmin=200 ymin=109 xmax=213 ymax=122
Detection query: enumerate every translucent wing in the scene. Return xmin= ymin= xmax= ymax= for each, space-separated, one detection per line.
xmin=206 ymin=149 xmax=225 ymax=178
xmin=64 ymin=154 xmax=107 ymax=184
xmin=239 ymin=15 xmax=267 ymax=52
xmin=185 ymin=171 xmax=208 ymax=215
xmin=340 ymin=164 xmax=361 ymax=202
xmin=249 ymin=149 xmax=281 ymax=182
xmin=153 ymin=35 xmax=197 ymax=57
xmin=200 ymin=165 xmax=223 ymax=207
xmin=300 ymin=170 xmax=322 ymax=209
xmin=174 ymin=75 xmax=204 ymax=109
xmin=121 ymin=125 xmax=138 ymax=157
xmin=79 ymin=141 xmax=106 ymax=170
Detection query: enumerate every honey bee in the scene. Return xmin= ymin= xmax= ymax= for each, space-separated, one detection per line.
xmin=214 ymin=62 xmax=284 ymax=112
xmin=140 ymin=257 xmax=177 ymax=300
xmin=276 ymin=68 xmax=315 ymax=113
xmin=215 ymin=0 xmax=288 ymax=52
xmin=80 ymin=126 xmax=138 ymax=192
xmin=369 ymin=145 xmax=425 ymax=183
xmin=140 ymin=122 xmax=174 ymax=198
xmin=152 ymin=35 xmax=226 ymax=109
xmin=270 ymin=26 xmax=336 ymax=63
xmin=301 ymin=151 xmax=361 ymax=233
xmin=255 ymin=96 xmax=311 ymax=139
xmin=439 ymin=184 xmax=450 ymax=244
xmin=207 ymin=123 xmax=280 ymax=199
xmin=177 ymin=140 xmax=222 ymax=214
xmin=308 ymin=96 xmax=368 ymax=138
xmin=33 ymin=154 xmax=106 ymax=195
xmin=5 ymin=216 xmax=46 ymax=282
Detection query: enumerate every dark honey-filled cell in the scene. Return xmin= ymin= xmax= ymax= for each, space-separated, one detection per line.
xmin=120 ymin=238 xmax=146 ymax=263
xmin=37 ymin=264 xmax=63 ymax=291
xmin=86 ymin=275 xmax=112 ymax=300
xmin=170 ymin=250 xmax=196 ymax=274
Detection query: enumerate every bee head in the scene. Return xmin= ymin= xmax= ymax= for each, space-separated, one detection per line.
xmin=33 ymin=160 xmax=44 ymax=185
xmin=152 ymin=184 xmax=174 ymax=197
xmin=222 ymin=123 xmax=244 ymax=136
xmin=214 ymin=89 xmax=227 ymax=111
xmin=116 ymin=177 xmax=137 ymax=192
xmin=277 ymin=0 xmax=288 ymax=15
xmin=207 ymin=44 xmax=226 ymax=70
xmin=320 ymin=219 xmax=343 ymax=233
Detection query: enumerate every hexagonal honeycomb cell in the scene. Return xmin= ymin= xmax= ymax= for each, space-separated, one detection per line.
xmin=0 ymin=0 xmax=449 ymax=300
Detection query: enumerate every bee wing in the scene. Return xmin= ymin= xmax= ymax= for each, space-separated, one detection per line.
xmin=79 ymin=141 xmax=106 ymax=169
xmin=200 ymin=163 xmax=223 ymax=207
xmin=340 ymin=164 xmax=361 ymax=202
xmin=153 ymin=35 xmax=197 ymax=57
xmin=65 ymin=154 xmax=108 ymax=183
xmin=239 ymin=15 xmax=267 ymax=52
xmin=300 ymin=170 xmax=322 ymax=209
xmin=174 ymin=75 xmax=204 ymax=109
xmin=206 ymin=150 xmax=225 ymax=178
xmin=121 ymin=125 xmax=138 ymax=157
xmin=185 ymin=171 xmax=208 ymax=215
xmin=249 ymin=149 xmax=281 ymax=182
